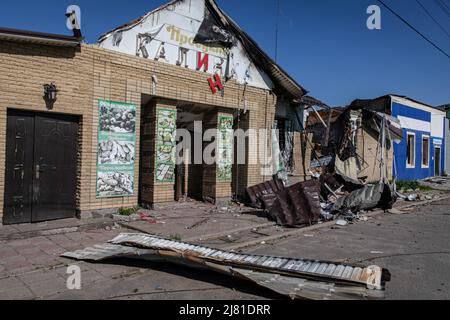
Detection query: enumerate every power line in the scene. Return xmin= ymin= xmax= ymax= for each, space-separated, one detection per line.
xmin=377 ymin=0 xmax=450 ymax=59
xmin=438 ymin=0 xmax=450 ymax=11
xmin=435 ymin=0 xmax=450 ymax=18
xmin=415 ymin=0 xmax=450 ymax=37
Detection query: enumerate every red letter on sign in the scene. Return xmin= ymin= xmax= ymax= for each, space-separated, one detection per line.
xmin=197 ymin=52 xmax=209 ymax=72
xmin=208 ymin=74 xmax=224 ymax=94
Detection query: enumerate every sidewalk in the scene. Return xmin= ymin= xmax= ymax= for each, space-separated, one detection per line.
xmin=0 ymin=217 xmax=116 ymax=241
xmin=0 ymin=225 xmax=268 ymax=300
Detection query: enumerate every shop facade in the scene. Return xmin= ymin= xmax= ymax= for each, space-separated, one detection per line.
xmin=0 ymin=36 xmax=310 ymax=224
xmin=0 ymin=0 xmax=313 ymax=225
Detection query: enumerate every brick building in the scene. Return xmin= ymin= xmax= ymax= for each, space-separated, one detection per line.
xmin=0 ymin=0 xmax=312 ymax=225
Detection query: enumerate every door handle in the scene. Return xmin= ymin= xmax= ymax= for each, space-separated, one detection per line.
xmin=36 ymin=165 xmax=40 ymax=180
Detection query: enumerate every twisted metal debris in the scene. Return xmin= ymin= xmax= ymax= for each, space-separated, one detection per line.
xmin=62 ymin=233 xmax=390 ymax=300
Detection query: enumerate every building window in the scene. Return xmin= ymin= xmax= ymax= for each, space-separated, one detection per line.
xmin=422 ymin=135 xmax=430 ymax=168
xmin=406 ymin=133 xmax=415 ymax=168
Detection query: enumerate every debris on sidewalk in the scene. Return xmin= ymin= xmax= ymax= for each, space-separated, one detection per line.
xmin=246 ymin=179 xmax=285 ymax=210
xmin=268 ymin=180 xmax=322 ymax=227
xmin=335 ymin=220 xmax=348 ymax=227
xmin=419 ymin=176 xmax=450 ymax=191
xmin=185 ymin=217 xmax=210 ymax=230
xmin=139 ymin=213 xmax=158 ymax=224
xmin=331 ymin=182 xmax=395 ymax=214
xmin=62 ymin=233 xmax=390 ymax=300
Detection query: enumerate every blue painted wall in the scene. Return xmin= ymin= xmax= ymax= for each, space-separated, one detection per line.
xmin=392 ymin=102 xmax=445 ymax=181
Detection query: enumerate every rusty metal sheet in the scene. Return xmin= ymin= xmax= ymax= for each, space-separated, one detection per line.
xmin=269 ymin=180 xmax=322 ymax=227
xmin=246 ymin=179 xmax=285 ymax=209
xmin=233 ymin=268 xmax=385 ymax=300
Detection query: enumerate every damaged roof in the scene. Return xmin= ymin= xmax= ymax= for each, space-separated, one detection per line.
xmin=351 ymin=94 xmax=444 ymax=113
xmin=307 ymin=107 xmax=344 ymax=127
xmin=98 ymin=0 xmax=180 ymax=40
xmin=98 ymin=0 xmax=308 ymax=99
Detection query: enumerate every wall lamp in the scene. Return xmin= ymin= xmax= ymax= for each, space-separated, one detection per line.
xmin=43 ymin=83 xmax=58 ymax=109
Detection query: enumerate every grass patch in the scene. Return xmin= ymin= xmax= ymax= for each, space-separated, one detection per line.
xmin=117 ymin=206 xmax=140 ymax=216
xmin=396 ymin=180 xmax=432 ymax=191
xmin=169 ymin=234 xmax=183 ymax=241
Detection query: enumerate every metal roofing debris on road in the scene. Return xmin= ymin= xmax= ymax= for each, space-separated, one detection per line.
xmin=268 ymin=180 xmax=322 ymax=227
xmin=62 ymin=233 xmax=390 ymax=300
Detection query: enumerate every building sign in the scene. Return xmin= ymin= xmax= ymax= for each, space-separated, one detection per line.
xmin=96 ymin=100 xmax=137 ymax=198
xmin=208 ymin=74 xmax=224 ymax=95
xmin=99 ymin=2 xmax=275 ymax=92
xmin=217 ymin=115 xmax=234 ymax=182
xmin=156 ymin=107 xmax=177 ymax=183
xmin=139 ymin=24 xmax=228 ymax=78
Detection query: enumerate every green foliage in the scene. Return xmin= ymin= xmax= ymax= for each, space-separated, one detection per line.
xmin=169 ymin=234 xmax=183 ymax=241
xmin=396 ymin=180 xmax=432 ymax=191
xmin=117 ymin=206 xmax=140 ymax=216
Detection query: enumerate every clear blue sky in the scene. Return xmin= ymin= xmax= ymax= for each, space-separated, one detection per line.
xmin=1 ymin=0 xmax=449 ymax=107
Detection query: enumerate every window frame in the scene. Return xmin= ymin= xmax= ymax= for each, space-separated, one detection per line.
xmin=406 ymin=132 xmax=416 ymax=168
xmin=421 ymin=135 xmax=430 ymax=168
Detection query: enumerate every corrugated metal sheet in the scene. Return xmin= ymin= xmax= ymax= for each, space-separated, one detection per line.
xmin=269 ymin=180 xmax=322 ymax=227
xmin=246 ymin=179 xmax=285 ymax=209
xmin=62 ymin=233 xmax=390 ymax=300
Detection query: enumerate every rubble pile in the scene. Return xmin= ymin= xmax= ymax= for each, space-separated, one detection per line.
xmin=246 ymin=172 xmax=396 ymax=228
xmin=245 ymin=105 xmax=402 ymax=228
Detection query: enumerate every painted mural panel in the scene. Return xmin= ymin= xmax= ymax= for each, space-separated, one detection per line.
xmin=156 ymin=108 xmax=177 ymax=183
xmin=97 ymin=100 xmax=137 ymax=198
xmin=217 ymin=115 xmax=234 ymax=181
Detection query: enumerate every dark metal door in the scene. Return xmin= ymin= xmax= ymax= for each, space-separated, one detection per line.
xmin=32 ymin=113 xmax=79 ymax=222
xmin=3 ymin=110 xmax=35 ymax=224
xmin=4 ymin=110 xmax=79 ymax=224
xmin=435 ymin=147 xmax=441 ymax=177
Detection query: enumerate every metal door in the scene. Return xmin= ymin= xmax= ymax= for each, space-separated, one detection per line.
xmin=4 ymin=110 xmax=79 ymax=224
xmin=32 ymin=113 xmax=79 ymax=222
xmin=434 ymin=147 xmax=441 ymax=177
xmin=3 ymin=110 xmax=35 ymax=224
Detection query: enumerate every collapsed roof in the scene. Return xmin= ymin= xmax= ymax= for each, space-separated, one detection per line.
xmin=351 ymin=94 xmax=444 ymax=113
xmin=98 ymin=0 xmax=307 ymax=99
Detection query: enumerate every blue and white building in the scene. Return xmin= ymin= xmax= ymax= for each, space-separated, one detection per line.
xmin=390 ymin=95 xmax=445 ymax=180
xmin=352 ymin=95 xmax=446 ymax=181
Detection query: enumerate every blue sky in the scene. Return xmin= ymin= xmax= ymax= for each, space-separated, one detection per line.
xmin=0 ymin=0 xmax=449 ymax=107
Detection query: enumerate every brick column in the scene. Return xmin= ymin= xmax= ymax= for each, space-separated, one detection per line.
xmin=140 ymin=99 xmax=177 ymax=208
xmin=202 ymin=110 xmax=234 ymax=203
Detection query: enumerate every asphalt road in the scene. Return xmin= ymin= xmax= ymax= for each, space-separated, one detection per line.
xmin=251 ymin=199 xmax=450 ymax=300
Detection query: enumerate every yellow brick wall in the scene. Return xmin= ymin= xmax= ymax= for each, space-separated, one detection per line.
xmin=0 ymin=41 xmax=277 ymax=221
